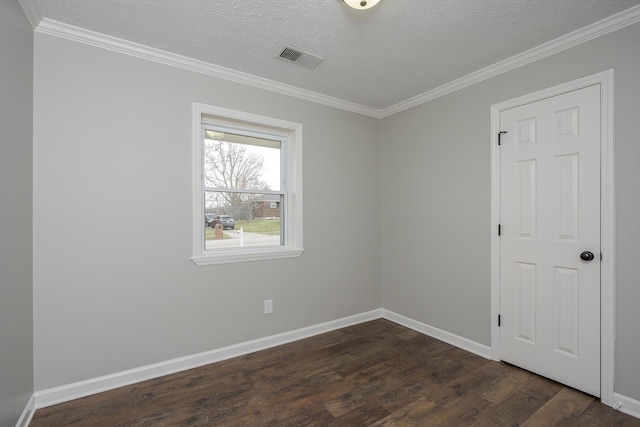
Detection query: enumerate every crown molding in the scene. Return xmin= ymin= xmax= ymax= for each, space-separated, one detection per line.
xmin=19 ymin=0 xmax=42 ymax=29
xmin=35 ymin=18 xmax=383 ymax=119
xmin=31 ymin=3 xmax=640 ymax=119
xmin=380 ymin=3 xmax=640 ymax=118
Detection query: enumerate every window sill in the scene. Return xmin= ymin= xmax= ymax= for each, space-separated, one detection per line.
xmin=191 ymin=247 xmax=304 ymax=266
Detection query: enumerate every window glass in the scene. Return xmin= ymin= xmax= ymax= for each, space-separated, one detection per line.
xmin=202 ymin=129 xmax=283 ymax=250
xmin=204 ymin=192 xmax=283 ymax=249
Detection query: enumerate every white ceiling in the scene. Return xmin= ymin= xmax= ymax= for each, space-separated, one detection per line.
xmin=30 ymin=0 xmax=640 ymax=111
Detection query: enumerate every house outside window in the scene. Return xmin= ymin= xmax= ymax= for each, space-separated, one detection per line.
xmin=253 ymin=197 xmax=281 ymax=219
xmin=191 ymin=103 xmax=303 ymax=265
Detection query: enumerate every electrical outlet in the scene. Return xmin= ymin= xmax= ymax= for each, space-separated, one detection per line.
xmin=264 ymin=299 xmax=273 ymax=315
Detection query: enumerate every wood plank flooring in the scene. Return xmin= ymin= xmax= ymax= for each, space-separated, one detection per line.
xmin=31 ymin=319 xmax=640 ymax=426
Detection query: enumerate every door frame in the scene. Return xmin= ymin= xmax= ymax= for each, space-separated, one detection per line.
xmin=490 ymin=70 xmax=615 ymax=405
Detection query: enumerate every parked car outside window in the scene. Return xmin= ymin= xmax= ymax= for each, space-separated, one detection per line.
xmin=205 ymin=213 xmax=217 ymax=227
xmin=205 ymin=214 xmax=235 ymax=229
xmin=218 ymin=215 xmax=235 ymax=230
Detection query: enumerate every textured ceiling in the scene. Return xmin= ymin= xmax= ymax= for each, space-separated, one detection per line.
xmin=33 ymin=0 xmax=640 ymax=110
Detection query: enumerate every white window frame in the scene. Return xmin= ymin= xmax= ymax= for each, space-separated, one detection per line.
xmin=191 ymin=103 xmax=303 ymax=265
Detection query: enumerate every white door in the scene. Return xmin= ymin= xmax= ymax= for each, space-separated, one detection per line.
xmin=499 ymin=84 xmax=601 ymax=396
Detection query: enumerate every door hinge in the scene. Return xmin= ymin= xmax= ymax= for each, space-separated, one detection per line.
xmin=498 ymin=224 xmax=501 ymax=236
xmin=498 ymin=131 xmax=507 ymax=145
xmin=498 ymin=315 xmax=501 ymax=327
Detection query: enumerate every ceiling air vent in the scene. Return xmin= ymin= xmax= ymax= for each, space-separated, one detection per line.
xmin=277 ymin=46 xmax=324 ymax=69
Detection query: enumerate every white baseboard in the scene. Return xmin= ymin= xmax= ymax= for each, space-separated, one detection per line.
xmin=34 ymin=309 xmax=382 ymax=409
xmin=15 ymin=394 xmax=35 ymax=427
xmin=25 ymin=307 xmax=640 ymax=422
xmin=614 ymin=393 xmax=640 ymax=419
xmin=33 ymin=308 xmax=493 ymax=410
xmin=382 ymin=309 xmax=492 ymax=359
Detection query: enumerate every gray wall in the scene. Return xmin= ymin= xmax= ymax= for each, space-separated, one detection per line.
xmin=33 ymin=34 xmax=381 ymax=390
xmin=381 ymin=22 xmax=640 ymax=401
xmin=0 ymin=1 xmax=34 ymax=425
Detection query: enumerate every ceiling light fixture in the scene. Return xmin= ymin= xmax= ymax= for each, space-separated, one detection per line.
xmin=341 ymin=0 xmax=381 ymax=10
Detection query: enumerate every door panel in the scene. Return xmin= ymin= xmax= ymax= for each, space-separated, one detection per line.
xmin=553 ymin=266 xmax=579 ymax=357
xmin=500 ymin=84 xmax=601 ymax=396
xmin=515 ymin=262 xmax=536 ymax=344
xmin=516 ymin=159 xmax=536 ymax=238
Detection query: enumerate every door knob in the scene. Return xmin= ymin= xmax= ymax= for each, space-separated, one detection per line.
xmin=580 ymin=251 xmax=595 ymax=261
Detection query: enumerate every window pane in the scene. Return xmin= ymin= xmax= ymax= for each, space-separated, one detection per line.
xmin=204 ymin=191 xmax=282 ymax=250
xmin=204 ymin=130 xmax=281 ymax=191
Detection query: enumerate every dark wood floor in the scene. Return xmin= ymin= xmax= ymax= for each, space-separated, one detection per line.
xmin=31 ymin=319 xmax=640 ymax=426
